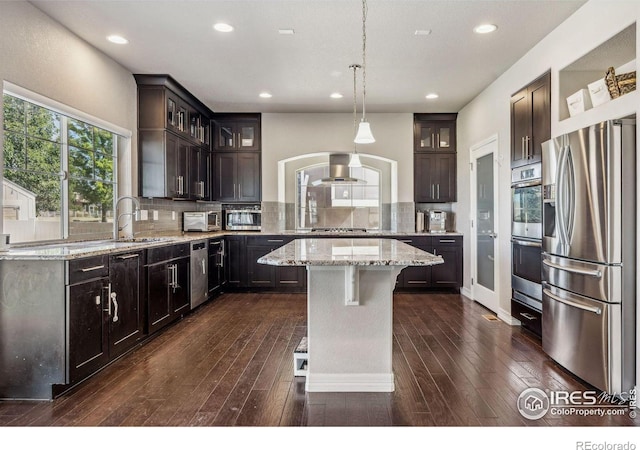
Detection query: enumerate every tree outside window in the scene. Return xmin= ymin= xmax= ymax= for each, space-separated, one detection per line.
xmin=2 ymin=94 xmax=117 ymax=243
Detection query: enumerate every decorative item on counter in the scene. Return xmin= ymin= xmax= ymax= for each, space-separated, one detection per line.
xmin=416 ymin=211 xmax=425 ymax=232
xmin=0 ymin=234 xmax=10 ymax=252
xmin=566 ymin=88 xmax=592 ymax=117
xmin=605 ymin=66 xmax=636 ymax=99
xmin=587 ymin=78 xmax=611 ymax=107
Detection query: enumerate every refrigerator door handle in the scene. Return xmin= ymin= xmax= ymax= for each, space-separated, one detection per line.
xmin=542 ymin=258 xmax=602 ymax=278
xmin=556 ymin=143 xmax=570 ymax=251
xmin=565 ymin=144 xmax=576 ymax=243
xmin=543 ymin=288 xmax=602 ymax=315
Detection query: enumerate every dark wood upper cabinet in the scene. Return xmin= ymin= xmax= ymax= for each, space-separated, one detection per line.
xmin=211 ymin=113 xmax=261 ymax=203
xmin=413 ymin=113 xmax=457 ymax=203
xmin=212 ymin=114 xmax=261 ymax=152
xmin=134 ymin=74 xmax=213 ymax=200
xmin=510 ymin=71 xmax=550 ymax=168
xmin=414 ymin=113 xmax=457 ymax=152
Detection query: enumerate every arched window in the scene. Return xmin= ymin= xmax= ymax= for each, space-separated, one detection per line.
xmin=296 ymin=164 xmax=380 ymax=230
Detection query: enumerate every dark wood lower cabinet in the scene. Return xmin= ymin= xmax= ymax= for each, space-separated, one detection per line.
xmin=68 ymin=251 xmax=144 ymax=385
xmin=226 ymin=235 xmax=306 ymax=291
xmin=68 ymin=277 xmax=110 ymax=385
xmin=395 ymin=235 xmax=463 ymax=290
xmin=145 ymin=244 xmax=190 ymax=334
xmin=109 ymin=252 xmax=143 ymax=359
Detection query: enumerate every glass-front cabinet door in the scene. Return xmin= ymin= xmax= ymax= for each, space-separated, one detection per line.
xmin=213 ymin=120 xmax=260 ymax=151
xmin=414 ymin=120 xmax=456 ymax=152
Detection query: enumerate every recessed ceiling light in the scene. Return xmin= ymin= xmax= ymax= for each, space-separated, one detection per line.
xmin=414 ymin=30 xmax=432 ymax=36
xmin=107 ymin=35 xmax=128 ymax=44
xmin=259 ymin=92 xmax=272 ymax=98
xmin=330 ymin=93 xmax=343 ymax=99
xmin=213 ymin=23 xmax=234 ymax=33
xmin=474 ymin=24 xmax=497 ymax=34
xmin=425 ymin=93 xmax=439 ymax=99
xmin=278 ymin=29 xmax=295 ymax=35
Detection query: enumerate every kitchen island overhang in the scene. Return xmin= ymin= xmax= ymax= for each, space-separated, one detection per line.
xmin=258 ymin=238 xmax=443 ymax=392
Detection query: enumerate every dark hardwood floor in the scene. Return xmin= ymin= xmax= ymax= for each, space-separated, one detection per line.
xmin=0 ymin=291 xmax=638 ymax=427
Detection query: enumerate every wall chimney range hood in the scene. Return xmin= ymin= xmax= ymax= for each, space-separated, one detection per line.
xmin=311 ymin=154 xmax=366 ymax=186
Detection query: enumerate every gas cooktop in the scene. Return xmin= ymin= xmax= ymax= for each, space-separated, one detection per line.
xmin=310 ymin=228 xmax=368 ymax=233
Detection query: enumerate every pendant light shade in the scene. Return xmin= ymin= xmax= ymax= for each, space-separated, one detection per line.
xmin=354 ymin=121 xmax=375 ymax=144
xmin=348 ymin=152 xmax=362 ymax=168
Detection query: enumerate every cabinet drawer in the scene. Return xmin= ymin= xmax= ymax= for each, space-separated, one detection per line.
xmin=396 ymin=236 xmax=431 ymax=250
xmin=147 ymin=243 xmax=190 ymax=264
xmin=432 ymin=235 xmax=462 ymax=247
xmin=511 ymin=298 xmax=542 ymax=337
xmin=246 ymin=236 xmax=292 ymax=247
xmin=68 ymin=255 xmax=109 ymax=284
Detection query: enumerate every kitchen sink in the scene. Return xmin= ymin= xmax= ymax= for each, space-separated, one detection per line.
xmin=114 ymin=237 xmax=175 ymax=243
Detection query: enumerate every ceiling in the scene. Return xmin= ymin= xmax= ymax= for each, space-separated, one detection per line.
xmin=30 ymin=0 xmax=587 ymax=114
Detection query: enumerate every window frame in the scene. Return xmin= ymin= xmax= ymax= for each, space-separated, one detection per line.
xmin=2 ymin=82 xmax=131 ymax=243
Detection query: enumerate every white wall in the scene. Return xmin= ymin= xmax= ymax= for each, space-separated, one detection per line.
xmin=0 ymin=1 xmax=137 ymax=233
xmin=262 ymin=113 xmax=413 ymax=203
xmin=456 ymin=1 xmax=640 ymax=319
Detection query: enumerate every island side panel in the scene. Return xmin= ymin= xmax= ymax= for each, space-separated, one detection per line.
xmin=305 ymin=265 xmax=403 ymax=392
xmin=0 ymin=260 xmax=66 ymax=399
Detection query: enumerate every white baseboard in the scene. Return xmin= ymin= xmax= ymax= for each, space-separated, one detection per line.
xmin=305 ymin=372 xmax=395 ymax=392
xmin=498 ymin=307 xmax=520 ymax=326
xmin=461 ymin=287 xmax=472 ymax=299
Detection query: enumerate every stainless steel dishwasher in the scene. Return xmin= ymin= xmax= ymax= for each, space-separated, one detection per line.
xmin=190 ymin=240 xmax=208 ymax=309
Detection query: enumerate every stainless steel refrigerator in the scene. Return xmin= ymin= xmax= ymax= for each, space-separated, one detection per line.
xmin=541 ymin=119 xmax=636 ymax=395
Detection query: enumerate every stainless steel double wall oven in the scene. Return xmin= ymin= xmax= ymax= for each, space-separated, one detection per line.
xmin=511 ymin=162 xmax=543 ymax=336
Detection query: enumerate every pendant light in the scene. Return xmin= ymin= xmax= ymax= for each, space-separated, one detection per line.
xmin=354 ymin=0 xmax=375 ymax=144
xmin=349 ymin=63 xmax=362 ymax=168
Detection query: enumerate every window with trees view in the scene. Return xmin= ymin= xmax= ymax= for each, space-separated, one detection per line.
xmin=2 ymin=93 xmax=117 ymax=243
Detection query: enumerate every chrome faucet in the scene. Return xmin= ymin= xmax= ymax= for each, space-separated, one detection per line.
xmin=114 ymin=195 xmax=141 ymax=240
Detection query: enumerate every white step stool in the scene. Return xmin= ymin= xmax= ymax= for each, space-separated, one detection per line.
xmin=293 ymin=337 xmax=308 ymax=377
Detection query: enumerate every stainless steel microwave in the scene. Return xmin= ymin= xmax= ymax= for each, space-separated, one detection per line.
xmin=225 ymin=208 xmax=261 ymax=231
xmin=183 ymin=211 xmax=221 ymax=232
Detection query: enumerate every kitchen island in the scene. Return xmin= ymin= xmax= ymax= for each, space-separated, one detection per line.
xmin=258 ymin=238 xmax=443 ymax=392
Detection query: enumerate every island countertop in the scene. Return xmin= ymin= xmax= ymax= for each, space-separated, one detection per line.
xmin=258 ymin=238 xmax=444 ymax=267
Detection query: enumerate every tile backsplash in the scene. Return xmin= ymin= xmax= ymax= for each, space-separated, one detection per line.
xmin=131 ymin=198 xmax=430 ymax=234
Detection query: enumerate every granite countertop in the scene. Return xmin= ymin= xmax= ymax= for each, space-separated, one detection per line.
xmin=0 ymin=229 xmax=461 ymax=261
xmin=257 ymin=238 xmax=444 ymax=267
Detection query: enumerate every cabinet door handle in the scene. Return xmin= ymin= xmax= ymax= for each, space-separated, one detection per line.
xmin=233 ymin=184 xmax=236 ymax=199
xmin=436 ymin=184 xmax=440 ymax=199
xmin=436 ymin=133 xmax=440 ymax=147
xmin=431 ymin=133 xmax=435 ymax=148
xmin=117 ymin=254 xmax=139 ymax=260
xmin=521 ymin=137 xmax=525 ymax=160
xmin=519 ymin=312 xmax=536 ymax=321
xmin=431 ymin=184 xmax=435 ymax=198
xmin=81 ymin=265 xmax=105 ymax=272
xmin=400 ymin=240 xmax=413 ymax=243
xmin=526 ymin=136 xmax=531 ymax=159
xmin=438 ymin=239 xmax=456 ymax=243
xmin=95 ymin=295 xmax=101 ymax=306
xmin=201 ymin=258 xmax=206 ymax=275
xmin=267 ymin=239 xmax=284 ymax=243
xmin=177 ymin=176 xmax=184 ymax=195
xmin=103 ymin=283 xmax=112 ymax=315
xmin=239 ymin=184 xmax=242 ymax=199
xmin=110 ymin=291 xmax=119 ymax=322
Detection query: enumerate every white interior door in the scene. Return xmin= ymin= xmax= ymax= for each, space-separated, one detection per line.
xmin=470 ymin=136 xmax=499 ymax=313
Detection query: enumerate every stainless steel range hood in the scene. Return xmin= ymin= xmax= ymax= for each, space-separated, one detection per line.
xmin=311 ymin=153 xmax=366 ymax=186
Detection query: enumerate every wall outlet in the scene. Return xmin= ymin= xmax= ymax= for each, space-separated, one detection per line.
xmin=152 ymin=210 xmax=159 ymax=221
xmin=139 ymin=210 xmax=149 ymax=221
xmin=172 ymin=211 xmax=176 ymax=220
